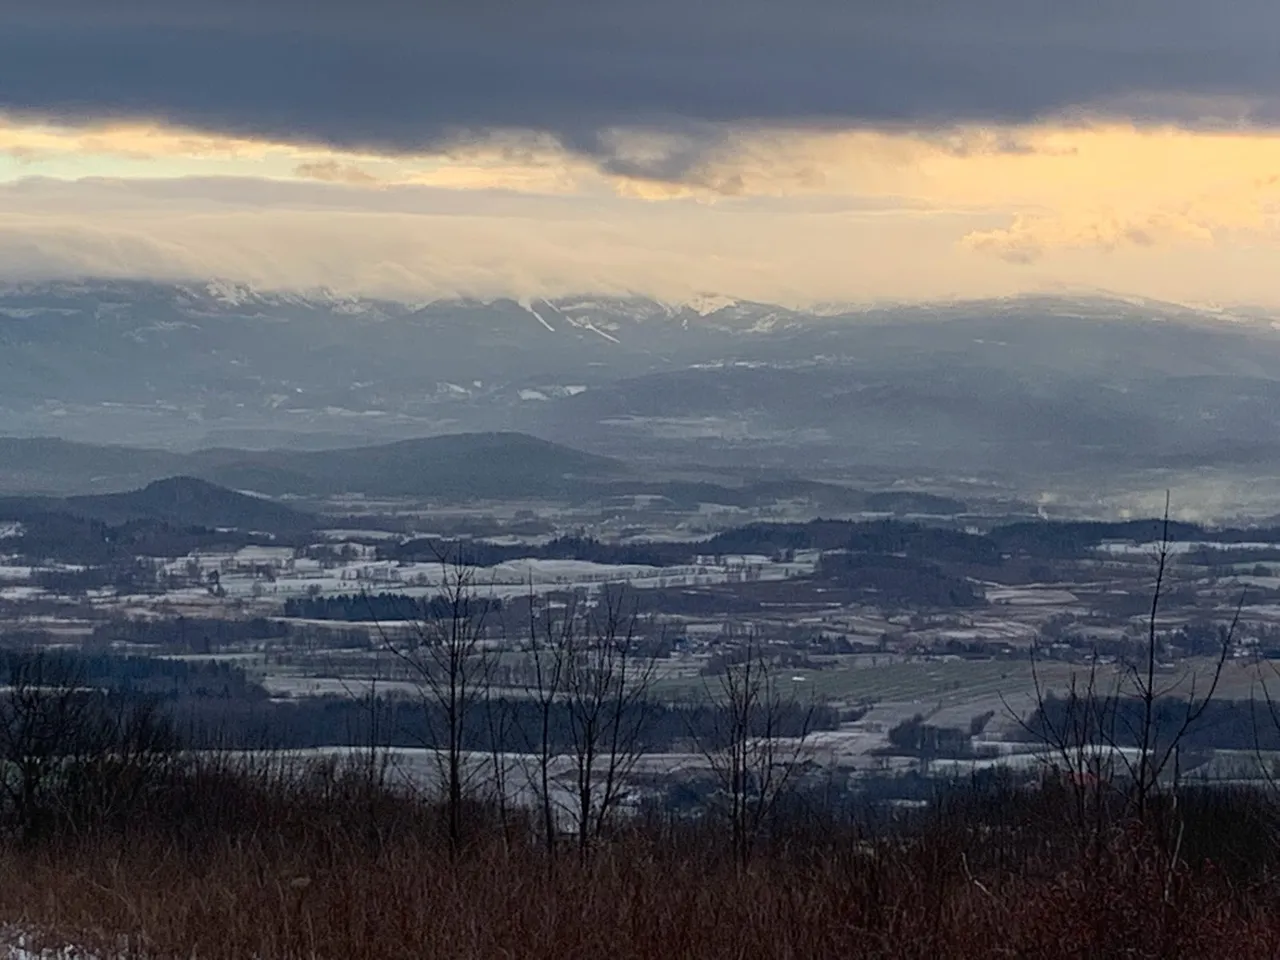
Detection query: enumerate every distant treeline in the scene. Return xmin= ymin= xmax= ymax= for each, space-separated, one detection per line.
xmin=179 ymin=694 xmax=839 ymax=754
xmin=1182 ymin=548 xmax=1280 ymax=568
xmin=881 ymin=713 xmax=995 ymax=759
xmin=6 ymin=618 xmax=371 ymax=657
xmin=9 ymin=511 xmax=1280 ymax=587
xmin=817 ymin=552 xmax=985 ymax=608
xmin=992 ymin=519 xmax=1280 ymax=558
xmin=15 ymin=648 xmax=1280 ymax=755
xmin=384 ymin=523 xmax=1003 ymax=570
xmin=1019 ymin=694 xmax=1280 ymax=753
xmin=90 ymin=616 xmax=288 ymax=650
xmin=381 ymin=535 xmax=692 ymax=568
xmin=148 ymin=688 xmax=1280 ymax=754
xmin=0 ymin=648 xmax=838 ymax=752
xmin=32 ymin=560 xmax=161 ymax=595
xmin=697 ymin=518 xmax=1280 ymax=565
xmin=283 ymin=592 xmax=502 ymax=623
xmin=704 ymin=520 xmax=1003 ymax=565
xmin=89 ymin=613 xmax=491 ymax=651
xmin=0 ymin=649 xmax=261 ymax=701
xmin=0 ymin=510 xmax=279 ymax=566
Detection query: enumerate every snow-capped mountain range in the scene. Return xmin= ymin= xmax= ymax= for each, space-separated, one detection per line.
xmin=0 ymin=280 xmax=815 ymax=419
xmin=5 ymin=278 xmax=1280 ymax=482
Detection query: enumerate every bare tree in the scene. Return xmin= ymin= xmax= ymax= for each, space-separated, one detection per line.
xmin=329 ymin=620 xmax=393 ymax=848
xmin=482 ymin=660 xmax=518 ymax=848
xmin=1010 ymin=493 xmax=1237 ymax=851
xmin=1014 ymin=644 xmax=1123 ymax=853
xmin=1122 ymin=498 xmax=1235 ymax=821
xmin=374 ymin=550 xmax=495 ymax=853
xmin=0 ymin=652 xmax=179 ymax=843
xmin=0 ymin=652 xmax=98 ymax=841
xmin=522 ymin=586 xmax=573 ymax=858
xmin=57 ymin=693 xmax=179 ymax=839
xmin=693 ymin=640 xmax=816 ymax=868
xmin=561 ymin=584 xmax=658 ymax=860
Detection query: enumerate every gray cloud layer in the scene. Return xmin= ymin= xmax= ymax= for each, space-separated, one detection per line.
xmin=3 ymin=1 xmax=1280 ymax=173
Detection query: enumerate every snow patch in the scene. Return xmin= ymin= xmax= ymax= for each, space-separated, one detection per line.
xmin=516 ymin=298 xmax=556 ymax=332
xmin=580 ymin=321 xmax=620 ymax=344
xmin=1 ymin=927 xmax=98 ymax=958
xmin=541 ymin=301 xmax=620 ymax=343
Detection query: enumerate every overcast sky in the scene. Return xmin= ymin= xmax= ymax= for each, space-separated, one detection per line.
xmin=3 ymin=0 xmax=1280 ymax=304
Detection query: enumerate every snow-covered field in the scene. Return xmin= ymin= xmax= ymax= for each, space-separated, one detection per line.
xmin=985 ymin=586 xmax=1081 ymax=606
xmin=1096 ymin=540 xmax=1280 ymax=557
xmin=162 ymin=552 xmax=817 ymax=603
xmin=0 ymin=541 xmax=819 ymax=636
xmin=261 ymin=675 xmax=427 ymax=699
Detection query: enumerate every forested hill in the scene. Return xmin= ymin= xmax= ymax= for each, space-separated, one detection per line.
xmin=0 ymin=477 xmax=315 ymax=534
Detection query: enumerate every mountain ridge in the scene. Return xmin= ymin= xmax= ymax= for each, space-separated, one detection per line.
xmin=9 ymin=276 xmax=1267 ymax=334
xmin=5 ymin=279 xmax=1280 ymax=485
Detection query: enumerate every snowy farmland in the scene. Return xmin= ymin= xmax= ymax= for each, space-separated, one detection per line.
xmin=161 ymin=550 xmax=818 ymax=604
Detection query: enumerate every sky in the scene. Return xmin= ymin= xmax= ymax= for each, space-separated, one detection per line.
xmin=4 ymin=1 xmax=1280 ymax=306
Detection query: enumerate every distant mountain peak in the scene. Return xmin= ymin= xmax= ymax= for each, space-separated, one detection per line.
xmin=678 ymin=293 xmax=740 ymax=316
xmin=198 ymin=279 xmax=263 ymax=307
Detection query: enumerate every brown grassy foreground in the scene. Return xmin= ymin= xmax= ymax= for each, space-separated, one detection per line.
xmin=2 ymin=760 xmax=1280 ymax=959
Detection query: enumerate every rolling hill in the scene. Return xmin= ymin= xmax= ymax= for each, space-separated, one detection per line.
xmin=64 ymin=477 xmax=317 ymax=531
xmin=0 ymin=477 xmax=317 ymax=533
xmin=189 ymin=432 xmax=627 ymax=498
xmin=0 ymin=432 xmax=626 ymax=500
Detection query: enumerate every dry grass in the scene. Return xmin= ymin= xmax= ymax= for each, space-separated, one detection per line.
xmin=1 ymin=773 xmax=1279 ymax=959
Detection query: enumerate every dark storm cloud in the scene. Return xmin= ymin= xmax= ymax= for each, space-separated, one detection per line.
xmin=3 ymin=0 xmax=1280 ymax=173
